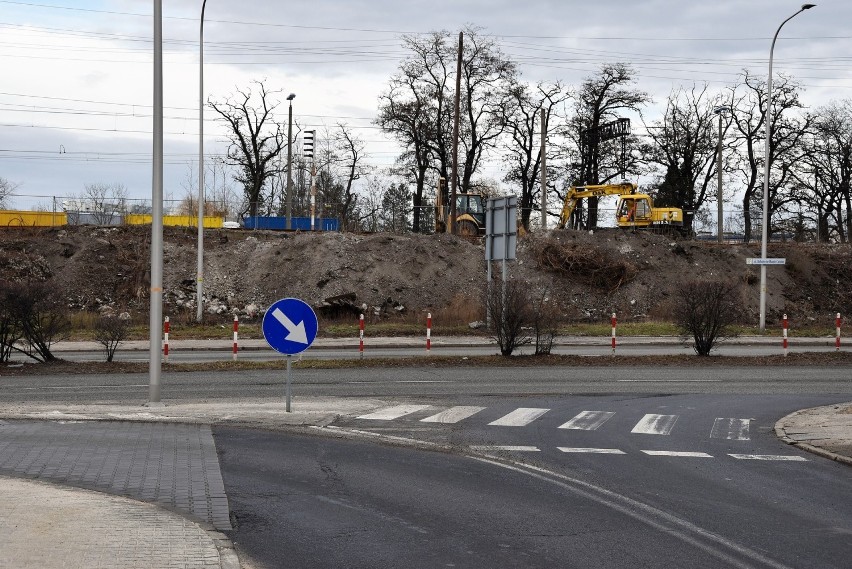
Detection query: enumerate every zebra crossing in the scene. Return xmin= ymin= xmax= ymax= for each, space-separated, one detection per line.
xmin=357 ymin=405 xmax=751 ymax=440
xmin=353 ymin=404 xmax=808 ymax=462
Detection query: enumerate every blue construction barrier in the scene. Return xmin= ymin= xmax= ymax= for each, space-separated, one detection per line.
xmin=242 ymin=216 xmax=339 ymax=231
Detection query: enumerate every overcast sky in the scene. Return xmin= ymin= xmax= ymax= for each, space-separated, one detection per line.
xmin=1 ymin=0 xmax=850 ymax=211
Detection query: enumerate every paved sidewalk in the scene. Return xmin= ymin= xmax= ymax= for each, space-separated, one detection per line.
xmin=0 ymin=476 xmax=237 ymax=569
xmin=775 ymin=401 xmax=852 ymax=466
xmin=1 ymin=394 xmax=850 ymax=569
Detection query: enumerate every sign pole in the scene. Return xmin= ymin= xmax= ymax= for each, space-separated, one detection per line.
xmin=286 ymin=356 xmax=292 ymax=412
xmin=261 ymin=297 xmax=319 ymax=415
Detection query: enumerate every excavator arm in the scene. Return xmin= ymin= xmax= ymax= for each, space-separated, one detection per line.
xmin=557 ymin=183 xmax=637 ymax=229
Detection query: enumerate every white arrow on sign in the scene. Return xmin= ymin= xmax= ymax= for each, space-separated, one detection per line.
xmin=271 ymin=308 xmax=309 ymax=344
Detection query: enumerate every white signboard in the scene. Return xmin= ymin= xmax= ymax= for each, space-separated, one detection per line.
xmin=745 ymin=258 xmax=786 ymax=265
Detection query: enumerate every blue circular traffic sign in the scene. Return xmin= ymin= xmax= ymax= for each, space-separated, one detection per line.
xmin=262 ymin=298 xmax=319 ymax=355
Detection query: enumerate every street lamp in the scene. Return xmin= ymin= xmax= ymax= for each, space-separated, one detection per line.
xmin=759 ymin=3 xmax=815 ymax=331
xmin=197 ymin=0 xmax=208 ymax=323
xmin=286 ymin=93 xmax=295 ymax=230
xmin=149 ymin=0 xmax=164 ymax=404
xmin=714 ymin=105 xmax=729 ymax=244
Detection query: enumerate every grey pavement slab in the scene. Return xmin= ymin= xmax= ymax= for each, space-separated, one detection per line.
xmin=0 ymin=420 xmax=231 ymax=531
xmin=0 ymin=475 xmax=225 ymax=569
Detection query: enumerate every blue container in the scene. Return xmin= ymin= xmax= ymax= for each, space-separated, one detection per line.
xmin=242 ymin=216 xmax=338 ymax=231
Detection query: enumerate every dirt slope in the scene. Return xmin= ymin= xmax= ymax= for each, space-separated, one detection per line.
xmin=0 ymin=225 xmax=849 ymax=326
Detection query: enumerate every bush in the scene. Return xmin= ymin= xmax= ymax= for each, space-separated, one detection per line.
xmin=94 ymin=314 xmax=131 ymax=362
xmin=674 ymin=279 xmax=742 ymax=356
xmin=530 ymin=288 xmax=559 ymax=355
xmin=485 ymin=278 xmax=533 ymax=356
xmin=0 ymin=280 xmax=70 ymax=362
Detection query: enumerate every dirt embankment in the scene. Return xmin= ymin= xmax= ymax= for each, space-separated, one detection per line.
xmin=0 ymin=225 xmax=849 ymax=326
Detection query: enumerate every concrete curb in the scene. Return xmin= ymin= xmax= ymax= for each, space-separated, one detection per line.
xmin=774 ymin=407 xmax=852 ymax=467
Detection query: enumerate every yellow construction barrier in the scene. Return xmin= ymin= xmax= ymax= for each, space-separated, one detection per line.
xmin=124 ymin=215 xmax=224 ymax=228
xmin=0 ymin=210 xmax=67 ymax=227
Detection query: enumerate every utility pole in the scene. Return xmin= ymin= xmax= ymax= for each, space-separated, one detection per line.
xmin=714 ymin=106 xmax=727 ymax=244
xmin=449 ymin=31 xmax=463 ymax=235
xmin=540 ymin=108 xmax=547 ymax=231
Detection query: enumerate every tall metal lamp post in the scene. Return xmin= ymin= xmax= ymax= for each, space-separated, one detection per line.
xmin=286 ymin=93 xmax=295 ymax=230
xmin=759 ymin=3 xmax=815 ymax=331
xmin=196 ymin=0 xmax=208 ymax=323
xmin=149 ymin=0 xmax=164 ymax=405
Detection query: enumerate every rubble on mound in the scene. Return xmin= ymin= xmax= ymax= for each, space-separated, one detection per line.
xmin=0 ymin=224 xmax=850 ymax=326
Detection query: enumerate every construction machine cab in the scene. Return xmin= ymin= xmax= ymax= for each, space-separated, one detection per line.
xmin=616 ymin=195 xmax=651 ymax=223
xmin=454 ymin=193 xmax=486 ymax=236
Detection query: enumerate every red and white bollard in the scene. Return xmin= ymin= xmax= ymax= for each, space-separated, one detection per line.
xmin=426 ymin=312 xmax=432 ymax=352
xmin=836 ymin=313 xmax=842 ymax=352
xmin=611 ymin=312 xmax=617 ymax=355
xmin=782 ymin=314 xmax=788 ymax=357
xmin=233 ymin=315 xmax=239 ymax=361
xmin=163 ymin=316 xmax=170 ymax=363
xmin=359 ymin=314 xmax=365 ymax=359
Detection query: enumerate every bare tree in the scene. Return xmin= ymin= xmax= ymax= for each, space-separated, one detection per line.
xmin=77 ymin=183 xmax=127 ymax=224
xmin=376 ymin=61 xmax=437 ymax=232
xmin=0 ymin=176 xmax=17 ymax=209
xmin=376 ymin=27 xmax=518 ymax=207
xmin=209 ymin=80 xmax=287 ymax=218
xmin=333 ymin=123 xmax=370 ymax=231
xmin=570 ymin=63 xmax=650 ymax=229
xmin=802 ymin=101 xmax=852 ymax=243
xmin=644 ymin=85 xmax=728 ymax=235
xmin=730 ymin=71 xmax=809 ymax=243
xmin=503 ymin=81 xmax=568 ymax=231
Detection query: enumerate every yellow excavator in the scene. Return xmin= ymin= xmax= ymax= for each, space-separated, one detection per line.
xmin=557 ymin=182 xmax=684 ymax=234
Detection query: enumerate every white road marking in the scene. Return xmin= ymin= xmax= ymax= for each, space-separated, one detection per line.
xmin=711 ymin=418 xmax=751 ymax=440
xmin=471 ymin=446 xmax=540 ymax=452
xmin=631 ymin=414 xmax=679 ymax=435
xmin=617 ymin=380 xmax=721 ymax=383
xmin=356 ymin=404 xmax=432 ymax=420
xmin=642 ymin=450 xmax=713 ymax=458
xmin=420 ymin=406 xmax=486 ymax=424
xmin=728 ymin=454 xmax=808 ymax=462
xmin=559 ymin=411 xmax=615 ymax=430
xmin=488 ymin=408 xmax=550 ymax=427
xmin=558 ymin=447 xmax=626 ymax=455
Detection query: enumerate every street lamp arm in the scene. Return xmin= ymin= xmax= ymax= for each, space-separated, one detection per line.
xmin=758 ymin=3 xmax=815 ymax=332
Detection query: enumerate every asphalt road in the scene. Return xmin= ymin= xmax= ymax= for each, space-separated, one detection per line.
xmin=1 ymin=365 xmax=851 ymax=405
xmin=216 ymin=392 xmax=852 ymax=569
xmin=4 ymin=362 xmax=852 ymax=568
